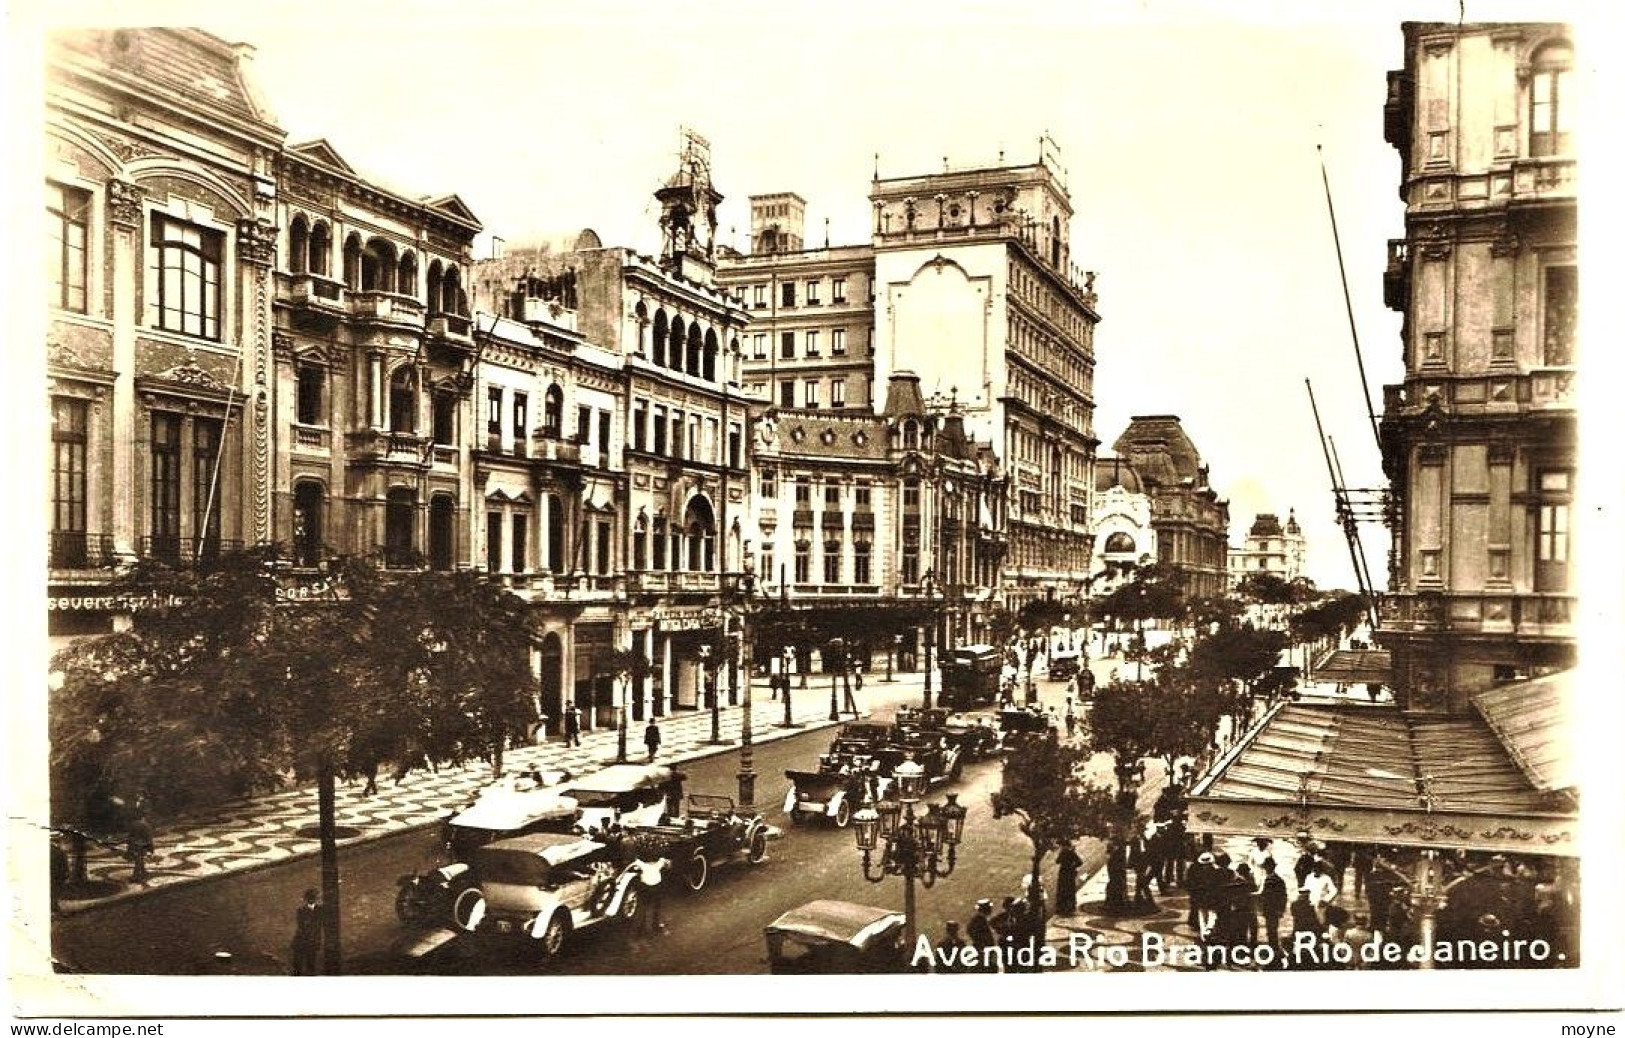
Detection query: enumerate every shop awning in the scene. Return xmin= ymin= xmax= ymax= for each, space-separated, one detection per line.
xmin=1312 ymin=647 xmax=1392 ymax=685
xmin=1472 ymin=669 xmax=1574 ymax=793
xmin=1186 ymin=673 xmax=1578 ymax=856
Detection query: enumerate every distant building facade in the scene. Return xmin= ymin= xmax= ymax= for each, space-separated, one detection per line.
xmin=1376 ymin=21 xmax=1577 ymax=712
xmin=1227 ymin=510 xmax=1307 ymax=588
xmin=1088 ymin=456 xmax=1153 ymax=597
xmin=1108 ymin=416 xmax=1230 ymax=600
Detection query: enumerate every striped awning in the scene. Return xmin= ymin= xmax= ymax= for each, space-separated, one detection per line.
xmin=1472 ymin=670 xmax=1575 ymax=793
xmin=1186 ymin=687 xmax=1578 ymax=857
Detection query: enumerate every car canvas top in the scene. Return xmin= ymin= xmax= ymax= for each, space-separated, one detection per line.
xmin=564 ymin=763 xmax=679 ymax=794
xmin=766 ymin=900 xmax=905 ymax=946
xmin=480 ymin=831 xmax=603 ymax=865
xmin=450 ymin=788 xmax=579 ymax=831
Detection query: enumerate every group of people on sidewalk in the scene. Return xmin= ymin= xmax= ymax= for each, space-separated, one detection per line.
xmin=931 ymin=878 xmax=1053 ymax=973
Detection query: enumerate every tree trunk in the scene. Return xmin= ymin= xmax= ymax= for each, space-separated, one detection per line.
xmin=1029 ymin=847 xmax=1047 ymax=928
xmin=317 ymin=754 xmax=343 ymax=975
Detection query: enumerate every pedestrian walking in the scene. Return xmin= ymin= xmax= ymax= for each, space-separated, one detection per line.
xmin=644 ymin=719 xmax=662 ymax=761
xmin=1259 ymin=857 xmax=1289 ymax=951
xmin=1303 ymin=858 xmax=1339 ymax=924
xmin=1288 ymin=889 xmax=1322 ymax=965
xmin=1054 ymin=841 xmax=1082 ymax=915
xmin=564 ymin=703 xmax=582 ymax=747
xmin=1129 ymin=824 xmax=1158 ymax=910
xmin=967 ymin=899 xmax=998 ymax=972
xmin=291 ymin=888 xmax=322 ymax=975
xmin=633 ymin=846 xmax=671 ymax=936
xmin=933 ymin=920 xmax=966 ymax=973
xmin=1185 ymin=851 xmax=1219 ymax=940
xmin=125 ymin=809 xmax=154 ymax=886
xmin=1063 ymin=698 xmax=1077 ymax=738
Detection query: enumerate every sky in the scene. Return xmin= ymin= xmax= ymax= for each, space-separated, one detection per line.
xmin=22 ymin=0 xmax=1597 ymax=589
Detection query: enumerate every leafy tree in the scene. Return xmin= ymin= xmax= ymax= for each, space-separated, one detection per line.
xmin=1236 ymin=571 xmax=1299 ymax=606
xmin=1091 ymin=562 xmax=1187 ymax=653
xmin=49 ymin=549 xmax=538 ymax=973
xmin=990 ymin=732 xmax=1121 ymax=926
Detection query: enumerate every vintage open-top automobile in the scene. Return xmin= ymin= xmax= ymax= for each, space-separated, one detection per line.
xmin=619 ymin=793 xmax=777 ymax=891
xmin=763 ymin=900 xmax=910 ymax=974
xmin=562 ymin=763 xmax=684 ymax=832
xmin=783 ymin=724 xmax=895 ymax=827
xmin=894 ymin=706 xmax=1002 ymax=764
xmin=453 ymin=832 xmax=643 ymax=958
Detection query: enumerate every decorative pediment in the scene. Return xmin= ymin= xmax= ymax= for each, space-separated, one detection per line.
xmin=425 ymin=193 xmax=480 ymax=225
xmin=289 ymin=139 xmax=356 ymax=175
xmin=150 ymin=360 xmax=232 ymax=390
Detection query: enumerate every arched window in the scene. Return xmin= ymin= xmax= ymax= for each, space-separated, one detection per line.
xmin=288 ymin=215 xmax=309 ymax=275
xmin=342 ymin=234 xmax=363 ymax=290
xmin=651 ymin=309 xmax=668 ymax=367
xmin=292 ymin=480 xmax=324 ymax=567
xmin=686 ymin=324 xmax=703 ymax=376
xmin=362 ymin=239 xmax=396 ymax=293
xmin=397 ymin=251 xmax=418 ymax=298
xmin=426 ymin=260 xmax=444 ymax=314
xmin=684 ymin=496 xmax=716 ymax=572
xmin=1530 ymin=42 xmax=1573 ymax=157
xmin=669 ymin=317 xmax=686 ymax=371
xmin=309 ymin=221 xmax=332 ymax=277
xmin=703 ymin=329 xmax=719 ymax=381
xmin=634 ymin=301 xmax=649 ymax=355
xmin=543 ymin=384 xmax=564 ymax=437
xmin=389 ymin=366 xmax=417 ymax=434
xmin=296 ymin=359 xmax=325 ymax=426
xmin=1103 ymin=532 xmax=1136 ymax=555
xmin=1051 ymin=215 xmax=1061 ymax=267
xmin=903 ymin=420 xmax=919 ymax=450
xmin=546 ymin=492 xmax=565 ymax=573
xmin=384 ymin=487 xmax=416 ymax=568
xmin=444 ymin=265 xmax=467 ymax=315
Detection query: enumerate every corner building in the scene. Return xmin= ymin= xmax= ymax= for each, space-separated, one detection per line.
xmin=1377 ymin=21 xmax=1577 ymax=713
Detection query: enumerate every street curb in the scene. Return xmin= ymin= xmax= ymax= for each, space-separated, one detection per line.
xmin=56 ymin=713 xmax=848 ymax=918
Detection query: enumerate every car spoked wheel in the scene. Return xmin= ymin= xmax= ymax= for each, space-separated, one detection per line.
xmin=833 ymin=800 xmax=852 ymax=828
xmin=395 ymin=882 xmax=422 ymax=924
xmin=747 ymin=829 xmax=768 ymax=864
xmin=451 ymin=887 xmax=485 ymax=933
xmin=540 ymin=911 xmax=570 ymax=957
xmin=619 ymin=884 xmax=642 ymax=924
xmin=685 ymin=849 xmax=709 ymax=892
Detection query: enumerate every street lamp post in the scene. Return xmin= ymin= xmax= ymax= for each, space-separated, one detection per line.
xmin=736 ymin=572 xmax=758 ymax=808
xmin=778 ymin=645 xmax=800 ymax=729
xmin=827 ymin=637 xmax=844 ymax=722
xmin=886 ymin=633 xmax=899 ymax=682
xmin=851 ymin=756 xmax=968 ymax=951
xmin=702 ymin=644 xmax=725 ymax=745
xmin=919 ymin=572 xmax=938 ymax=711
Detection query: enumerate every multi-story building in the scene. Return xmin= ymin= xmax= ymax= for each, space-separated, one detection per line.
xmin=1377 ymin=21 xmax=1577 ymax=713
xmin=1088 ymin=456 xmax=1154 ymax=597
xmin=1226 ymin=510 xmax=1307 ymax=587
xmin=718 ymin=195 xmax=877 ymax=414
xmin=273 ymin=140 xmax=482 ymax=574
xmin=46 ymin=29 xmax=286 ymax=653
xmin=721 ymin=141 xmax=1101 ymax=616
xmin=1108 ymin=416 xmax=1230 ymax=600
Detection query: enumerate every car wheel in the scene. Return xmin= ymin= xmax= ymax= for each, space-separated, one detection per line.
xmin=950 ymin=756 xmax=964 ymax=781
xmin=747 ymin=829 xmax=768 ymax=864
xmin=788 ymin=806 xmax=805 ymax=825
xmin=618 ymin=884 xmax=642 ymax=924
xmin=685 ymin=849 xmax=709 ymax=892
xmin=451 ymin=887 xmax=485 ymax=933
xmin=540 ymin=910 xmax=570 ymax=958
xmin=833 ymin=800 xmax=852 ymax=828
xmin=394 ymin=883 xmax=422 ymax=925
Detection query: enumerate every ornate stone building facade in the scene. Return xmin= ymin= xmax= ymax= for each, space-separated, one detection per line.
xmin=1377 ymin=21 xmax=1577 ymax=713
xmin=1226 ymin=510 xmax=1307 ymax=588
xmin=1088 ymin=457 xmax=1154 ymax=597
xmin=1108 ymin=416 xmax=1230 ymax=601
xmin=46 ymin=29 xmax=285 ymax=651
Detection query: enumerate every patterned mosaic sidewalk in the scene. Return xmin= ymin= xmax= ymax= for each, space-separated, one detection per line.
xmin=57 ymin=686 xmax=847 ymax=911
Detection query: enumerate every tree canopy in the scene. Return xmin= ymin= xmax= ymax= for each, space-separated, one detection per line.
xmin=1091 ymin=562 xmax=1187 ymax=632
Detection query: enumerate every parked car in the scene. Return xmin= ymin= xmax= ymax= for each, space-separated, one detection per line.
xmin=784 ymin=725 xmax=895 ymax=827
xmin=562 ymin=763 xmax=685 ymax=833
xmin=454 ymin=832 xmax=642 ymax=958
xmin=895 ymin=706 xmax=1001 ymax=763
xmin=764 ymin=900 xmax=910 ymax=974
xmin=397 ymin=768 xmax=579 ymax=926
xmin=1048 ymin=649 xmax=1082 ymax=682
xmin=999 ymin=704 xmax=1058 ymax=739
xmin=620 ymin=793 xmax=777 ymax=891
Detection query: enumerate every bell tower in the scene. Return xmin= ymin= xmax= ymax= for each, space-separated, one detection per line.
xmin=656 ymin=127 xmax=724 ymax=283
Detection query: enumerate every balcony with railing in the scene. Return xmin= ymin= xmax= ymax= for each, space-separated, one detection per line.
xmin=346 ymin=429 xmax=431 ymax=464
xmin=277 ymin=272 xmax=347 ymax=313
xmin=428 ymin=312 xmax=473 ymax=344
xmin=1509 ymin=156 xmax=1576 ymax=204
xmin=292 ymin=424 xmax=331 ymax=452
xmin=141 ymin=535 xmax=245 ymax=568
xmin=49 ymin=531 xmax=118 ymax=570
xmin=1380 ymin=589 xmax=1576 ymax=640
xmin=348 ymin=290 xmax=426 ymax=329
xmin=530 ymin=432 xmax=582 ymax=467
xmin=1384 ymin=239 xmax=1410 ymax=311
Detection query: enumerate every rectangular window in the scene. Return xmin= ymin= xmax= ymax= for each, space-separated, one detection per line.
xmin=151 ymin=213 xmax=223 ymax=340
xmin=728 ymin=423 xmax=742 ymax=470
xmin=487 ymin=386 xmax=503 ymax=434
xmin=691 ymin=416 xmax=703 ymax=460
xmin=297 ymin=364 xmax=324 ymax=426
xmin=761 ymin=546 xmax=775 ymax=585
xmin=753 ymin=333 xmax=767 ymax=359
xmin=781 ymin=331 xmax=795 ymax=360
xmin=794 ymin=541 xmax=811 ymax=583
xmin=599 ymin=411 xmax=613 ymax=465
xmin=506 ymin=513 xmax=525 ymax=573
xmin=782 ymin=281 xmax=796 ymax=307
xmin=49 ymin=183 xmax=90 ymax=313
xmin=824 ymin=483 xmax=841 ymax=509
xmin=1544 ymin=266 xmax=1577 ymax=366
xmin=653 ymin=405 xmax=668 ymax=454
xmin=854 ymin=542 xmax=872 ymax=585
xmin=52 ymin=398 xmax=88 ymax=564
xmin=831 ymin=329 xmax=846 ymax=356
xmin=671 ymin=410 xmax=685 ymax=460
xmin=577 ymin=404 xmax=592 ymax=444
xmin=761 ymin=467 xmax=778 ymax=498
xmin=596 ymin=518 xmax=611 ymax=574
xmin=795 ymin=478 xmax=811 ymax=506
xmin=901 ymin=547 xmax=919 ymax=585
xmin=753 ymin=285 xmax=767 ymax=308
xmin=632 ymin=398 xmax=647 ymax=452
xmin=193 ymin=417 xmax=222 ymax=556
xmin=805 ymin=330 xmax=820 ymax=357
xmin=831 ymin=378 xmax=846 ymax=408
xmin=855 ymin=482 xmax=871 ymax=508
xmin=804 ymin=380 xmax=819 ymax=409
xmin=904 ymin=479 xmax=920 ymax=509
xmin=487 ymin=512 xmax=503 ymax=572
xmin=653 ymin=518 xmax=667 ymax=569
xmin=513 ymin=392 xmax=529 ymax=442
xmin=780 ymin=381 xmax=795 ymax=408
xmin=633 ymin=525 xmax=648 ymax=570
xmin=150 ymin=412 xmax=182 ymax=559
xmin=806 ymin=280 xmax=821 ymax=305
xmin=832 ymin=277 xmax=847 ymax=304
xmin=823 ymin=540 xmax=841 ymax=583
xmin=1538 ymin=501 xmax=1570 ymax=562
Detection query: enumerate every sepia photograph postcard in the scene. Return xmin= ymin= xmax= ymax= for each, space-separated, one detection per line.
xmin=7 ymin=0 xmax=1621 ymax=1028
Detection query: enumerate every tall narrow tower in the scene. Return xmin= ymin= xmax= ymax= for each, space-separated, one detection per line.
xmin=656 ymin=127 xmax=723 ymax=283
